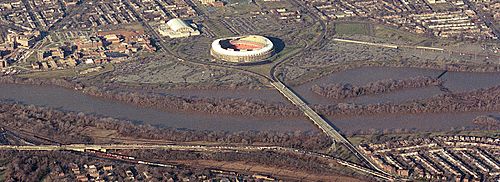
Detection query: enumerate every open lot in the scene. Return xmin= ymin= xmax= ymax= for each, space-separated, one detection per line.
xmin=335 ymin=22 xmax=372 ymax=36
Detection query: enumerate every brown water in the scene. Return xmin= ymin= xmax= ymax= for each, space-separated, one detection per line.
xmin=293 ymin=67 xmax=500 ymax=105
xmin=0 ymin=84 xmax=313 ymax=132
xmin=330 ymin=112 xmax=499 ymax=133
xmin=291 ymin=67 xmax=500 ymax=133
xmin=0 ymin=67 xmax=498 ymax=133
xmin=165 ymin=88 xmax=287 ymax=104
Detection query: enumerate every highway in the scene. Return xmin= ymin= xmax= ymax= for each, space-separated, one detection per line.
xmin=270 ymin=81 xmax=386 ymax=174
xmin=267 ymin=0 xmax=387 ymax=175
xmin=270 ymin=81 xmax=344 ymax=142
xmin=123 ymin=0 xmax=389 ymax=178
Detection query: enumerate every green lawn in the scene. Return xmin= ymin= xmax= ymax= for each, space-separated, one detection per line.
xmin=335 ymin=23 xmax=371 ymax=36
xmin=82 ymin=64 xmax=115 ymax=77
xmin=373 ymin=25 xmax=429 ymax=43
xmin=18 ymin=68 xmax=78 ymax=78
xmin=256 ymin=0 xmax=294 ymax=9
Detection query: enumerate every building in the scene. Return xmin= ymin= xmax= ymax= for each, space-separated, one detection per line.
xmin=158 ymin=18 xmax=200 ymax=38
xmin=6 ymin=30 xmax=41 ymax=49
xmin=199 ymin=0 xmax=223 ymax=6
xmin=0 ymin=59 xmax=8 ymax=68
xmin=210 ymin=35 xmax=274 ymax=64
xmin=199 ymin=0 xmax=216 ymax=4
xmin=426 ymin=0 xmax=447 ymax=4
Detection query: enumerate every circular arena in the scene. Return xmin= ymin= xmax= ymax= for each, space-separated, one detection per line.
xmin=210 ymin=35 xmax=274 ymax=64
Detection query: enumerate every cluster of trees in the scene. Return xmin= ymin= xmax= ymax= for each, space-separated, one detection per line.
xmin=0 ymin=151 xmax=54 ymax=182
xmin=315 ymin=86 xmax=500 ymax=116
xmin=0 ymin=76 xmax=302 ymax=117
xmin=472 ymin=115 xmax=499 ymax=130
xmin=0 ymin=103 xmax=332 ymax=150
xmin=0 ymin=76 xmax=81 ymax=89
xmin=0 ymin=149 xmax=366 ymax=182
xmin=1 ymin=75 xmax=499 ymax=120
xmin=0 ymin=151 xmax=216 ymax=182
xmin=81 ymin=86 xmax=302 ymax=117
xmin=0 ymin=75 xmax=498 ymax=121
xmin=312 ymin=76 xmax=443 ymax=99
xmin=125 ymin=149 xmax=357 ymax=179
xmin=284 ymin=56 xmax=500 ymax=86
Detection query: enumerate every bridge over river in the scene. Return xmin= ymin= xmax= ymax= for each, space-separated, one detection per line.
xmin=270 ymin=81 xmax=387 ymax=175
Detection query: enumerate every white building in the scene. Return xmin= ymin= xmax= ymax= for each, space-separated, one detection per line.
xmin=158 ymin=18 xmax=200 ymax=38
xmin=199 ymin=0 xmax=216 ymax=5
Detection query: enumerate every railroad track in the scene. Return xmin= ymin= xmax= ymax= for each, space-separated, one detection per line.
xmin=0 ymin=143 xmax=394 ymax=181
xmin=267 ymin=0 xmax=392 ymax=177
xmin=124 ymin=1 xmax=391 ymax=179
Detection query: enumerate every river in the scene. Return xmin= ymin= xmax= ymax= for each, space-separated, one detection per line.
xmin=293 ymin=67 xmax=500 ymax=105
xmin=0 ymin=67 xmax=498 ymax=133
xmin=0 ymin=84 xmax=313 ymax=132
xmin=292 ymin=67 xmax=500 ymax=133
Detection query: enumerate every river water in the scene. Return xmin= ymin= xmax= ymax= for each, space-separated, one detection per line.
xmin=292 ymin=67 xmax=500 ymax=132
xmin=293 ymin=67 xmax=500 ymax=105
xmin=0 ymin=84 xmax=313 ymax=132
xmin=0 ymin=67 xmax=498 ymax=133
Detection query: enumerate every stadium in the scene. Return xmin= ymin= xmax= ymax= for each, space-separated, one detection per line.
xmin=210 ymin=35 xmax=274 ymax=63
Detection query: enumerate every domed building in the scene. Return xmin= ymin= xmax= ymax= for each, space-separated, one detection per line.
xmin=158 ymin=18 xmax=200 ymax=38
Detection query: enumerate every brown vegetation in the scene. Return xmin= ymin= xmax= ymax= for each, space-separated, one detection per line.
xmin=0 ymin=151 xmax=226 ymax=182
xmin=125 ymin=149 xmax=370 ymax=181
xmin=174 ymin=159 xmax=363 ymax=182
xmin=312 ymin=76 xmax=443 ymax=99
xmin=472 ymin=115 xmax=499 ymax=130
xmin=285 ymin=60 xmax=500 ymax=87
xmin=0 ymin=76 xmax=302 ymax=117
xmin=0 ymin=76 xmax=498 ymax=121
xmin=315 ymin=86 xmax=500 ymax=116
xmin=0 ymin=103 xmax=331 ymax=150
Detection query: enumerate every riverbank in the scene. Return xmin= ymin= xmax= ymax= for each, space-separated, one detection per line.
xmin=0 ymin=66 xmax=498 ymax=134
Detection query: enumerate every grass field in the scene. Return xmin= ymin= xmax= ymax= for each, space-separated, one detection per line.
xmin=17 ymin=64 xmax=114 ymax=79
xmin=335 ymin=23 xmax=372 ymax=36
xmin=208 ymin=1 xmax=261 ymax=17
xmin=256 ymin=0 xmax=294 ymax=9
xmin=18 ymin=69 xmax=78 ymax=78
xmin=373 ymin=25 xmax=429 ymax=43
xmin=334 ymin=22 xmax=432 ymax=45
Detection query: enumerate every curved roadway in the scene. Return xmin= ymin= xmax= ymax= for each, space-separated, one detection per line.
xmin=124 ymin=0 xmax=389 ymax=178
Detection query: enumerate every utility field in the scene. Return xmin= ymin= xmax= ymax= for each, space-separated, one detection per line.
xmin=335 ymin=22 xmax=372 ymax=36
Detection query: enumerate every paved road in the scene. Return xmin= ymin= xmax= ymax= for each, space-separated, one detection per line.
xmin=270 ymin=81 xmax=386 ymax=174
xmin=267 ymin=0 xmax=387 ymax=175
xmin=463 ymin=0 xmax=500 ymax=39
xmin=124 ymin=0 xmax=390 ymax=178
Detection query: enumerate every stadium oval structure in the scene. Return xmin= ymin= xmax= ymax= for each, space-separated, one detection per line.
xmin=210 ymin=35 xmax=274 ymax=63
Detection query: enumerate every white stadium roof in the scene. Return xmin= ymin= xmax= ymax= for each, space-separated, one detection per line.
xmin=166 ymin=18 xmax=192 ymax=32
